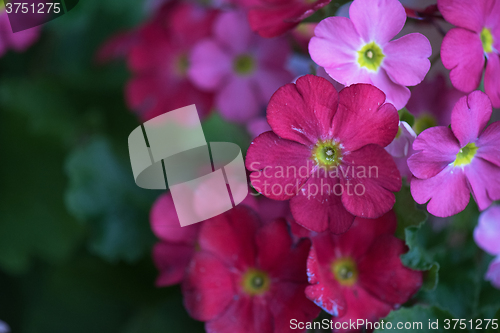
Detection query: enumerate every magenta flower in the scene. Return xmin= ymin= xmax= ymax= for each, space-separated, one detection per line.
xmin=246 ymin=75 xmax=401 ymax=234
xmin=182 ymin=206 xmax=319 ymax=333
xmin=474 ymin=205 xmax=500 ymax=289
xmin=406 ymin=74 xmax=465 ymax=134
xmin=408 ymin=91 xmax=500 ymax=217
xmin=385 ymin=121 xmax=417 ymax=180
xmin=188 ymin=11 xmax=293 ymax=123
xmin=306 ymin=211 xmax=422 ymax=327
xmin=0 ymin=11 xmax=40 ymax=57
xmin=439 ymin=0 xmax=500 ymax=107
xmin=308 ymin=0 xmax=432 ymax=110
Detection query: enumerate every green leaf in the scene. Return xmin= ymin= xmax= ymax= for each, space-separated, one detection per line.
xmin=202 ymin=113 xmax=251 ymax=154
xmin=0 ymin=112 xmax=84 ymax=274
xmin=64 ymin=136 xmax=157 ymax=263
xmin=399 ymin=108 xmax=415 ymax=127
xmin=394 ymin=186 xmax=439 ymax=291
xmin=375 ymin=305 xmax=465 ymax=333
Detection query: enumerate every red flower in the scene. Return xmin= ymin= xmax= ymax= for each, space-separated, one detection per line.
xmin=182 ymin=206 xmax=319 ymax=333
xmin=238 ymin=0 xmax=331 ymax=38
xmin=246 ymin=75 xmax=401 ymax=234
xmin=306 ymin=211 xmax=423 ymax=332
xmin=125 ymin=3 xmax=217 ymax=121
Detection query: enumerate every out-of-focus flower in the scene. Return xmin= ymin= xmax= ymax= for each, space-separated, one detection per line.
xmin=0 ymin=9 xmax=40 ymax=57
xmin=246 ymin=75 xmax=401 ymax=234
xmin=125 ymin=3 xmax=217 ymax=121
xmin=150 ymin=193 xmax=201 ymax=286
xmin=309 ymin=0 xmax=432 ymax=110
xmin=474 ymin=205 xmax=500 ymax=289
xmin=439 ymin=0 xmax=500 ymax=107
xmin=408 ymin=91 xmax=500 ymax=217
xmin=182 ymin=205 xmax=319 ymax=333
xmin=406 ymin=74 xmax=465 ymax=134
xmin=291 ymin=22 xmax=318 ymax=52
xmin=306 ymin=211 xmax=422 ymax=332
xmin=236 ymin=0 xmax=330 ymax=38
xmin=0 ymin=320 xmax=9 ymax=333
xmin=385 ymin=121 xmax=417 ymax=180
xmin=188 ymin=11 xmax=293 ymax=123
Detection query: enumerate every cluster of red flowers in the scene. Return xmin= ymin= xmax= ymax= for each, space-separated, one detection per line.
xmin=95 ymin=0 xmax=500 ymax=331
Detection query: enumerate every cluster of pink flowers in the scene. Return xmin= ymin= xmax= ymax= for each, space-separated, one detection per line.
xmin=98 ymin=0 xmax=500 ymax=331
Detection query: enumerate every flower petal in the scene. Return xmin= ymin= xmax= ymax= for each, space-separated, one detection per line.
xmin=465 ymin=157 xmax=500 ymax=211
xmin=477 ymin=122 xmax=500 ymax=167
xmin=438 ymin=0 xmax=495 ymax=33
xmin=188 ymin=40 xmax=232 ymax=90
xmin=485 ymin=52 xmax=500 ymax=108
xmin=256 ymin=219 xmax=310 ymax=282
xmin=441 ymin=28 xmax=485 ymax=93
xmin=246 ymin=131 xmax=314 ymax=200
xmin=408 ymin=126 xmax=460 ymax=179
xmin=183 ymin=252 xmax=235 ymax=321
xmin=349 ymin=0 xmax=406 ymax=44
xmin=486 ymin=256 xmax=500 ymax=289
xmin=267 ymin=74 xmax=339 ymax=146
xmin=340 ymin=145 xmax=401 ymax=219
xmin=153 ymin=242 xmax=194 ymax=286
xmin=383 ymin=33 xmax=432 ymax=86
xmin=197 ymin=206 xmax=261 ymax=269
xmin=217 ymin=77 xmax=261 ymax=123
xmin=290 ymin=176 xmax=355 ymax=233
xmin=411 ymin=165 xmax=470 ymax=217
xmin=474 ymin=205 xmax=500 ymax=255
xmin=369 ymin=69 xmax=411 ymax=110
xmin=358 ymin=235 xmax=422 ymax=304
xmin=309 ymin=17 xmax=362 ymax=68
xmin=451 ymin=91 xmax=492 ymax=147
xmin=214 ymin=11 xmax=253 ymax=55
xmin=333 ymin=84 xmax=399 ymax=151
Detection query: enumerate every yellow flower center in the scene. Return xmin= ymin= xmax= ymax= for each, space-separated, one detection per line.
xmin=241 ymin=269 xmax=270 ymax=295
xmin=332 ymin=257 xmax=358 ymax=286
xmin=454 ymin=142 xmax=478 ymax=167
xmin=413 ymin=113 xmax=437 ymax=134
xmin=481 ymin=27 xmax=494 ymax=54
xmin=312 ymin=140 xmax=343 ymax=167
xmin=233 ymin=54 xmax=255 ymax=75
xmin=357 ymin=41 xmax=385 ymax=71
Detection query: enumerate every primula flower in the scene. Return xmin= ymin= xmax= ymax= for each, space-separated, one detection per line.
xmin=236 ymin=0 xmax=330 ymax=38
xmin=474 ymin=205 xmax=500 ymax=289
xmin=408 ymin=91 xmax=500 ymax=217
xmin=246 ymin=75 xmax=401 ymax=234
xmin=306 ymin=211 xmax=422 ymax=331
xmin=406 ymin=74 xmax=465 ymax=134
xmin=385 ymin=121 xmax=417 ymax=180
xmin=439 ymin=0 xmax=500 ymax=107
xmin=309 ymin=0 xmax=432 ymax=110
xmin=0 ymin=8 xmax=40 ymax=57
xmin=182 ymin=205 xmax=319 ymax=333
xmin=188 ymin=11 xmax=293 ymax=123
xmin=126 ymin=3 xmax=217 ymax=121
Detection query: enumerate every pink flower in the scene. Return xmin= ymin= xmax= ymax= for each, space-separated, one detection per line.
xmin=305 ymin=211 xmax=422 ymax=331
xmin=439 ymin=0 xmax=500 ymax=107
xmin=474 ymin=205 xmax=500 ymax=289
xmin=182 ymin=206 xmax=319 ymax=333
xmin=385 ymin=121 xmax=417 ymax=180
xmin=237 ymin=0 xmax=330 ymax=38
xmin=125 ymin=3 xmax=217 ymax=121
xmin=0 ymin=11 xmax=40 ymax=57
xmin=406 ymin=74 xmax=465 ymax=134
xmin=188 ymin=11 xmax=293 ymax=123
xmin=408 ymin=91 xmax=500 ymax=217
xmin=246 ymin=75 xmax=401 ymax=234
xmin=309 ymin=0 xmax=432 ymax=110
